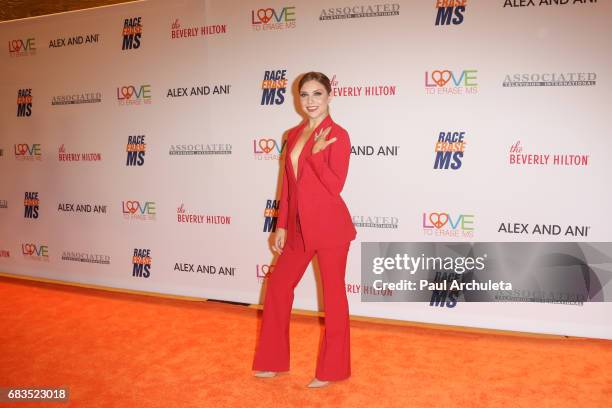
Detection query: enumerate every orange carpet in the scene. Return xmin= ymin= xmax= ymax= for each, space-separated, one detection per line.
xmin=0 ymin=275 xmax=610 ymax=408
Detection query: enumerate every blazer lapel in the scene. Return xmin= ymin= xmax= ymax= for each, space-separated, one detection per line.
xmin=297 ymin=115 xmax=333 ymax=182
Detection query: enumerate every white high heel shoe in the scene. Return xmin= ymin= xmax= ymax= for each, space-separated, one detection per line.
xmin=254 ymin=371 xmax=277 ymax=378
xmin=307 ymin=378 xmax=330 ymax=388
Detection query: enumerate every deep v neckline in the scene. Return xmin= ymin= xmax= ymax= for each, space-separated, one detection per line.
xmin=290 ymin=126 xmax=313 ymax=180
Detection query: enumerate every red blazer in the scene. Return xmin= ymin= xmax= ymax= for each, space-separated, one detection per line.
xmin=277 ymin=114 xmax=357 ymax=251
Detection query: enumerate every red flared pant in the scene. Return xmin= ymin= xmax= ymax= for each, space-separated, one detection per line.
xmin=252 ymin=241 xmax=351 ymax=381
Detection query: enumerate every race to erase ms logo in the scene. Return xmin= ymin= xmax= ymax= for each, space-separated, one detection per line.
xmin=251 ymin=7 xmax=296 ymax=31
xmin=263 ymin=199 xmax=280 ymax=232
xmin=22 ymin=243 xmax=49 ymax=261
xmin=434 ymin=131 xmax=466 ymax=170
xmin=425 ymin=70 xmax=477 ymax=94
xmin=126 ymin=135 xmax=146 ymax=166
xmin=8 ymin=38 xmax=36 ymax=56
xmin=14 ymin=143 xmax=41 ymax=161
xmin=132 ymin=248 xmax=151 ymax=278
xmin=422 ymin=212 xmax=475 ymax=238
xmin=24 ymin=192 xmax=39 ymax=219
xmin=17 ymin=89 xmax=33 ymax=117
xmin=253 ymin=138 xmax=286 ymax=160
xmin=434 ymin=0 xmax=466 ymax=26
xmin=122 ymin=200 xmax=156 ymax=221
xmin=117 ymin=85 xmax=151 ymax=105
xmin=122 ymin=17 xmax=142 ymax=50
xmin=261 ymin=70 xmax=287 ymax=105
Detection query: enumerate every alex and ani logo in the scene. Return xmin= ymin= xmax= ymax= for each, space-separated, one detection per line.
xmin=435 ymin=0 xmax=466 ymax=26
xmin=253 ymin=138 xmax=286 ymax=160
xmin=24 ymin=192 xmax=39 ymax=219
xmin=122 ymin=200 xmax=156 ymax=221
xmin=22 ymin=243 xmax=49 ymax=261
xmin=263 ymin=200 xmax=280 ymax=232
xmin=122 ymin=17 xmax=142 ymax=50
xmin=261 ymin=70 xmax=287 ymax=105
xmin=17 ymin=89 xmax=32 ymax=117
xmin=8 ymin=38 xmax=36 ymax=56
xmin=434 ymin=131 xmax=465 ymax=170
xmin=425 ymin=70 xmax=477 ymax=94
xmin=14 ymin=143 xmax=41 ymax=161
xmin=117 ymin=85 xmax=151 ymax=105
xmin=251 ymin=7 xmax=296 ymax=31
xmin=422 ymin=212 xmax=474 ymax=238
xmin=132 ymin=248 xmax=151 ymax=278
xmin=126 ymin=135 xmax=146 ymax=166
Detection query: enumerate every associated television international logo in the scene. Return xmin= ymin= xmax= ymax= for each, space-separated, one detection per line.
xmin=122 ymin=17 xmax=142 ymax=50
xmin=8 ymin=38 xmax=36 ymax=56
xmin=425 ymin=70 xmax=477 ymax=94
xmin=353 ymin=215 xmax=399 ymax=229
xmin=17 ymin=89 xmax=33 ymax=116
xmin=508 ymin=140 xmax=589 ymax=167
xmin=435 ymin=0 xmax=466 ymax=26
xmin=320 ymin=4 xmax=400 ymax=20
xmin=52 ymin=92 xmax=102 ymax=106
xmin=251 ymin=7 xmax=296 ymax=31
xmin=434 ymin=131 xmax=466 ymax=170
xmin=126 ymin=135 xmax=146 ymax=166
xmin=261 ymin=70 xmax=287 ymax=105
xmin=117 ymin=85 xmax=151 ymax=105
xmin=422 ymin=212 xmax=474 ymax=238
xmin=62 ymin=251 xmax=111 ymax=264
xmin=0 ymin=200 xmax=7 ymax=209
xmin=253 ymin=138 xmax=285 ymax=160
xmin=263 ymin=200 xmax=280 ymax=232
xmin=502 ymin=72 xmax=596 ymax=87
xmin=14 ymin=143 xmax=41 ymax=161
xmin=24 ymin=192 xmax=39 ymax=219
xmin=22 ymin=243 xmax=49 ymax=261
xmin=169 ymin=143 xmax=232 ymax=155
xmin=122 ymin=200 xmax=156 ymax=221
xmin=132 ymin=248 xmax=151 ymax=278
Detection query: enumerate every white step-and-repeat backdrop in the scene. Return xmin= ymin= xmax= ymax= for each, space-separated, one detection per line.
xmin=1 ymin=0 xmax=611 ymax=339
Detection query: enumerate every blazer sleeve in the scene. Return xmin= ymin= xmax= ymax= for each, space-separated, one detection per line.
xmin=306 ymin=127 xmax=351 ymax=196
xmin=276 ymin=167 xmax=289 ymax=229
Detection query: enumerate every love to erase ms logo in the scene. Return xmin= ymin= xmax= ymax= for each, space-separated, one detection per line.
xmin=117 ymin=85 xmax=151 ymax=105
xmin=434 ymin=131 xmax=466 ymax=170
xmin=261 ymin=70 xmax=287 ymax=105
xmin=122 ymin=17 xmax=142 ymax=50
xmin=14 ymin=143 xmax=41 ymax=161
xmin=8 ymin=38 xmax=36 ymax=56
xmin=24 ymin=192 xmax=39 ymax=219
xmin=253 ymin=138 xmax=286 ymax=160
xmin=122 ymin=200 xmax=156 ymax=221
xmin=251 ymin=7 xmax=296 ymax=31
xmin=434 ymin=0 xmax=466 ymax=26
xmin=126 ymin=135 xmax=146 ymax=166
xmin=17 ymin=89 xmax=33 ymax=117
xmin=132 ymin=248 xmax=152 ymax=278
xmin=425 ymin=70 xmax=477 ymax=95
xmin=422 ymin=212 xmax=475 ymax=238
xmin=22 ymin=243 xmax=49 ymax=261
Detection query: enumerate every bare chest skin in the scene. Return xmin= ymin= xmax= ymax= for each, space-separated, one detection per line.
xmin=290 ymin=127 xmax=314 ymax=179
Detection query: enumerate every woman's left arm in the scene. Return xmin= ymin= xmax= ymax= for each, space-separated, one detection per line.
xmin=306 ymin=127 xmax=351 ymax=195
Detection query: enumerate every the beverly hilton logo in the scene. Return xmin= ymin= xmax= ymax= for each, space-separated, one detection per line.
xmin=0 ymin=249 xmax=9 ymax=258
xmin=9 ymin=38 xmax=36 ymax=56
xmin=251 ymin=7 xmax=296 ymax=31
xmin=502 ymin=72 xmax=596 ymax=87
xmin=508 ymin=141 xmax=590 ymax=166
xmin=170 ymin=18 xmax=227 ymax=39
xmin=425 ymin=70 xmax=477 ymax=94
xmin=59 ymin=145 xmax=102 ymax=162
xmin=169 ymin=143 xmax=232 ymax=155
xmin=253 ymin=138 xmax=286 ymax=160
xmin=330 ymin=75 xmax=397 ymax=97
xmin=320 ymin=4 xmax=400 ymax=20
xmin=176 ymin=203 xmax=231 ymax=224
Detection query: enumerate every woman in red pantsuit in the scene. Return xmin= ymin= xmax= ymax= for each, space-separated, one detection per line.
xmin=252 ymin=72 xmax=357 ymax=388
